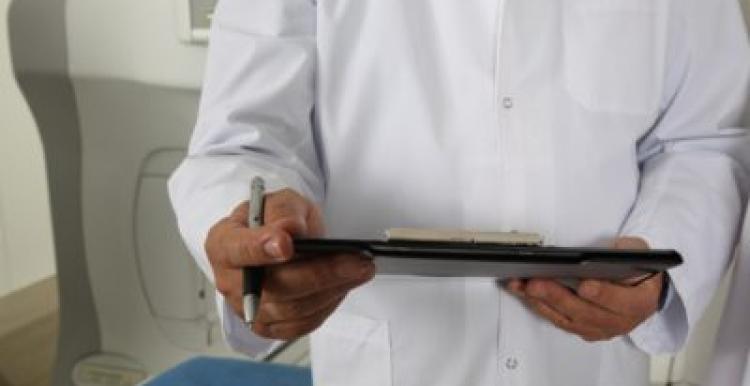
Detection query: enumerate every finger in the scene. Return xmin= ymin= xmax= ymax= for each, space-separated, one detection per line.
xmin=611 ymin=237 xmax=649 ymax=250
xmin=507 ymin=280 xmax=612 ymax=340
xmin=216 ymin=268 xmax=245 ymax=316
xmin=228 ymin=194 xmax=310 ymax=236
xmin=577 ymin=275 xmax=661 ymax=317
xmin=223 ymin=194 xmax=316 ymax=265
xmin=219 ymin=226 xmax=295 ymax=267
xmin=215 ymin=202 xmax=295 ymax=266
xmin=611 ymin=237 xmax=652 ymax=285
xmin=523 ymin=297 xmax=608 ymax=341
xmin=264 ymin=191 xmax=311 ymax=236
xmin=505 ymin=279 xmax=527 ymax=295
xmin=263 ymin=254 xmax=376 ymax=302
xmin=254 ymin=299 xmax=343 ymax=340
xmin=620 ymin=273 xmax=656 ymax=286
xmin=525 ymin=279 xmax=627 ymax=328
xmin=228 ymin=201 xmax=251 ymax=227
xmin=304 ymin=204 xmax=325 ymax=238
xmin=259 ymin=283 xmax=352 ymax=323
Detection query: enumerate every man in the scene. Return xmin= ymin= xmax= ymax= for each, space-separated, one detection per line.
xmin=169 ymin=0 xmax=750 ymax=385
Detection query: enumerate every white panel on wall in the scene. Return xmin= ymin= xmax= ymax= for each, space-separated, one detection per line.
xmin=66 ymin=0 xmax=208 ymax=89
xmin=0 ymin=0 xmax=56 ymax=294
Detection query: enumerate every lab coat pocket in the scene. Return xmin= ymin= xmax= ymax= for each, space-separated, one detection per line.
xmin=310 ymin=312 xmax=392 ymax=386
xmin=562 ymin=0 xmax=665 ymax=115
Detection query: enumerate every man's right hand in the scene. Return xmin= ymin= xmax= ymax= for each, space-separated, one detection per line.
xmin=205 ymin=188 xmax=376 ymax=340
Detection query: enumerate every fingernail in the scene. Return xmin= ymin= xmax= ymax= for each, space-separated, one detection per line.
xmin=337 ymin=260 xmax=370 ymax=280
xmin=264 ymin=240 xmax=284 ymax=261
xmin=506 ymin=280 xmax=521 ymax=294
xmin=359 ymin=262 xmax=375 ymax=279
xmin=528 ymin=283 xmax=546 ymax=297
xmin=579 ymin=281 xmax=600 ymax=298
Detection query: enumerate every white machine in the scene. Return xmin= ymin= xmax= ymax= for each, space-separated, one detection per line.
xmin=7 ymin=0 xmax=307 ymax=384
xmin=5 ymin=0 xmax=748 ymax=385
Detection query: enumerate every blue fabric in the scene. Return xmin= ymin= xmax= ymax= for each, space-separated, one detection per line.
xmin=144 ymin=357 xmax=312 ymax=386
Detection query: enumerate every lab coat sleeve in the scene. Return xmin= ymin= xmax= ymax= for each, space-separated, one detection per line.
xmin=167 ymin=0 xmax=321 ymax=358
xmin=624 ymin=0 xmax=750 ymax=354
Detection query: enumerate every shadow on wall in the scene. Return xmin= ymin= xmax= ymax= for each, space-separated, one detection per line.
xmin=7 ymin=0 xmax=100 ymax=385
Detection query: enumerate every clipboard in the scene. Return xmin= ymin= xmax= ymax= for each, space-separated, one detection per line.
xmin=292 ymin=238 xmax=683 ymax=281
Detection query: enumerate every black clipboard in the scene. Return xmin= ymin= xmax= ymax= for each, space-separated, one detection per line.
xmin=293 ymin=239 xmax=682 ymax=281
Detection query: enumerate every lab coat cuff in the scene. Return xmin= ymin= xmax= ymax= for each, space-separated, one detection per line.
xmin=218 ymin=292 xmax=281 ymax=358
xmin=658 ymin=273 xmax=676 ymax=311
xmin=627 ymin=275 xmax=688 ymax=354
xmin=620 ymin=229 xmax=691 ymax=354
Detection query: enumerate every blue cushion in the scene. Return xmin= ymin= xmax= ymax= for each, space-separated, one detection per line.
xmin=144 ymin=357 xmax=312 ymax=386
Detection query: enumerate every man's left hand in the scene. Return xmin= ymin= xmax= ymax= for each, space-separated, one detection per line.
xmin=507 ymin=237 xmax=664 ymax=342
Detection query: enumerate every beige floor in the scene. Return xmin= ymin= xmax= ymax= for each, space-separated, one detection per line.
xmin=0 ymin=313 xmax=57 ymax=386
xmin=0 ymin=279 xmax=58 ymax=386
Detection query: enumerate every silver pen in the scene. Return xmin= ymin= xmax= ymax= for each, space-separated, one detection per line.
xmin=243 ymin=177 xmax=266 ymax=324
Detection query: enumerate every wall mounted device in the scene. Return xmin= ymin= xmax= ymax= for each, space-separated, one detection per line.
xmin=174 ymin=0 xmax=217 ymax=44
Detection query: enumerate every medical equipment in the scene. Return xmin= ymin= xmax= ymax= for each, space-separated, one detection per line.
xmin=6 ymin=0 xmax=307 ymax=384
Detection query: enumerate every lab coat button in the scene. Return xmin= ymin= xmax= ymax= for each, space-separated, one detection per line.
xmin=505 ymin=357 xmax=519 ymax=370
xmin=502 ymin=97 xmax=514 ymax=109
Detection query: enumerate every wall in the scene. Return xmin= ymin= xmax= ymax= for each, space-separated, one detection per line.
xmin=0 ymin=0 xmax=56 ymax=296
xmin=0 ymin=197 xmax=7 ymax=295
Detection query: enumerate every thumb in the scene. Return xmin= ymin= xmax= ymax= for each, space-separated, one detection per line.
xmin=227 ymin=198 xmax=306 ymax=235
xmin=612 ymin=236 xmax=649 ymax=250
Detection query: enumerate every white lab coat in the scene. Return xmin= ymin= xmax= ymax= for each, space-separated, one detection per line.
xmin=707 ymin=207 xmax=750 ymax=386
xmin=168 ymin=0 xmax=750 ymax=385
